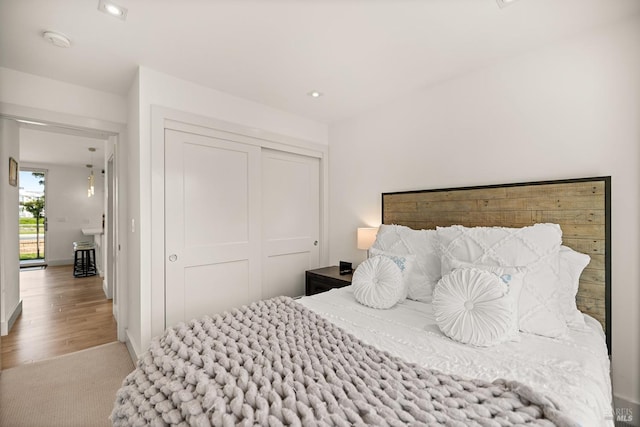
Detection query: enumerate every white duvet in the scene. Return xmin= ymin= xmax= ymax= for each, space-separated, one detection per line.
xmin=299 ymin=286 xmax=613 ymax=427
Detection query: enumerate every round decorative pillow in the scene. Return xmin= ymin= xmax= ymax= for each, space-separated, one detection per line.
xmin=433 ymin=268 xmax=515 ymax=347
xmin=352 ymin=256 xmax=404 ymax=309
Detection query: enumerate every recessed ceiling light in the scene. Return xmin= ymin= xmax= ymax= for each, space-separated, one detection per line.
xmin=98 ymin=0 xmax=128 ymax=20
xmin=106 ymin=4 xmax=122 ymax=15
xmin=42 ymin=31 xmax=71 ymax=48
xmin=307 ymin=91 xmax=323 ymax=98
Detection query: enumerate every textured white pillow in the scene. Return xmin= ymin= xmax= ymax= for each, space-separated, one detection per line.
xmin=437 ymin=223 xmax=567 ymax=338
xmin=369 ymin=247 xmax=415 ymax=300
xmin=370 ymin=224 xmax=440 ymax=302
xmin=433 ymin=268 xmax=520 ymax=347
xmin=448 ymin=259 xmax=526 ymax=338
xmin=558 ymin=245 xmax=591 ymax=329
xmin=352 ymin=256 xmax=404 ymax=309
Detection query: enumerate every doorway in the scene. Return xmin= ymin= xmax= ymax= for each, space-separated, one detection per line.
xmin=0 ymin=111 xmax=125 ymax=368
xmin=18 ymin=168 xmax=47 ymax=268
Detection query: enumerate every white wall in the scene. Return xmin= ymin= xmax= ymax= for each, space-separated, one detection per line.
xmin=123 ymin=67 xmax=330 ymax=357
xmin=139 ymin=68 xmax=329 ymax=146
xmin=0 ymin=118 xmax=21 ymax=336
xmin=329 ymin=16 xmax=640 ymax=409
xmin=21 ymin=162 xmax=105 ymax=266
xmin=0 ymin=67 xmax=127 ymax=125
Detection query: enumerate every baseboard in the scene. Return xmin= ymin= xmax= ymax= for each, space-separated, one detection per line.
xmin=614 ymin=395 xmax=639 ymax=426
xmin=1 ymin=299 xmax=22 ymax=336
xmin=102 ymin=279 xmax=113 ymax=299
xmin=47 ymin=259 xmax=73 ymax=266
xmin=125 ymin=329 xmax=141 ymax=362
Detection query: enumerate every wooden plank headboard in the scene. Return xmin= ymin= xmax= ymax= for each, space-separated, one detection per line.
xmin=382 ymin=176 xmax=611 ymax=353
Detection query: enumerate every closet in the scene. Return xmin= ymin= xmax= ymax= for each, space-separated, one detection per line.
xmin=164 ymin=129 xmax=321 ymax=327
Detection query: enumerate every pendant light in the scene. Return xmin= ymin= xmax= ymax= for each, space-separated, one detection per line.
xmin=87 ymin=147 xmax=96 ymax=197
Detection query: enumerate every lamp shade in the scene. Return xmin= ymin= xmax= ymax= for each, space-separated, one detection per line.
xmin=357 ymin=227 xmax=378 ymax=250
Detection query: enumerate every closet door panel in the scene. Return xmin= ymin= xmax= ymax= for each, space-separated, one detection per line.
xmin=183 ymin=261 xmax=250 ymax=320
xmin=262 ymin=149 xmax=320 ymax=299
xmin=164 ymin=130 xmax=261 ymax=328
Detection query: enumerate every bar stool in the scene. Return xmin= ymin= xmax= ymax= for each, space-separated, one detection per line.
xmin=73 ymin=241 xmax=97 ymax=277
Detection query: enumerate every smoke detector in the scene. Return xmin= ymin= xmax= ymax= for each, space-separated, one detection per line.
xmin=43 ymin=31 xmax=71 ymax=48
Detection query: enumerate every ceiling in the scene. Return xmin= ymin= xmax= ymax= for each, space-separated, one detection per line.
xmin=20 ymin=127 xmax=106 ymax=168
xmin=1 ymin=0 xmax=640 ymax=125
xmin=4 ymin=0 xmax=635 ymax=396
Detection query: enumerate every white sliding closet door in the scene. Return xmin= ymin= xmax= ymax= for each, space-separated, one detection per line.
xmin=164 ymin=130 xmax=261 ymax=327
xmin=262 ymin=149 xmax=320 ymax=299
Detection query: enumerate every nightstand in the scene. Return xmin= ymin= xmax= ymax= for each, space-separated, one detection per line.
xmin=305 ymin=266 xmax=353 ymax=296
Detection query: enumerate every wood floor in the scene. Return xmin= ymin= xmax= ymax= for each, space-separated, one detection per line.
xmin=1 ymin=265 xmax=117 ymax=369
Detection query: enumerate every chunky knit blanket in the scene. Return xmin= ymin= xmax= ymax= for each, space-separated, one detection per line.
xmin=111 ymin=296 xmax=578 ymax=427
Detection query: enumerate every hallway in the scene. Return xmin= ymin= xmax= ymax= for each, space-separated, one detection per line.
xmin=1 ymin=265 xmax=116 ymax=369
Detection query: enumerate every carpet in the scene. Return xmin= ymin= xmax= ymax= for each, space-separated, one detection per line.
xmin=0 ymin=341 xmax=134 ymax=427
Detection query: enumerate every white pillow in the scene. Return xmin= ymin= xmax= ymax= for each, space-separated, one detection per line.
xmin=369 ymin=247 xmax=415 ymax=300
xmin=437 ymin=223 xmax=568 ymax=338
xmin=433 ymin=267 xmax=520 ymax=347
xmin=370 ymin=224 xmax=441 ymax=302
xmin=558 ymin=245 xmax=591 ymax=329
xmin=352 ymin=256 xmax=404 ymax=309
xmin=448 ymin=259 xmax=526 ymax=338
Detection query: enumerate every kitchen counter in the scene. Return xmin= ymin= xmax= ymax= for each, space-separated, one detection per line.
xmin=82 ymin=228 xmax=104 ymax=236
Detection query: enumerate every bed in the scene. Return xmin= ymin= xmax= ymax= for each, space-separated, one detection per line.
xmin=112 ymin=177 xmax=613 ymax=426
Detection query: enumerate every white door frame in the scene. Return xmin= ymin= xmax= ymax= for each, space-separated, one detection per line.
xmin=0 ymin=102 xmax=127 ymax=342
xmin=106 ymin=149 xmax=116 ymax=301
xmin=150 ymin=106 xmax=329 ymax=341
